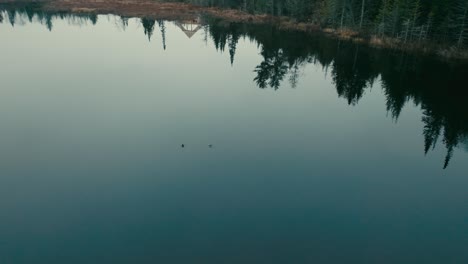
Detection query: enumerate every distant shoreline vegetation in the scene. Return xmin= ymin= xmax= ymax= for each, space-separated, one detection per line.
xmin=177 ymin=0 xmax=468 ymax=59
xmin=1 ymin=0 xmax=466 ymax=59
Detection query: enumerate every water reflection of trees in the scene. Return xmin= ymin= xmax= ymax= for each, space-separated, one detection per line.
xmin=0 ymin=3 xmax=97 ymax=30
xmin=128 ymin=13 xmax=468 ymax=168
xmin=141 ymin=17 xmax=156 ymax=41
xmin=1 ymin=5 xmax=466 ymax=168
xmin=205 ymin=18 xmax=468 ymax=168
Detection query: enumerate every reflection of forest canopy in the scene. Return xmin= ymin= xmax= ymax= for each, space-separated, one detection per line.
xmin=207 ymin=18 xmax=468 ymax=168
xmin=1 ymin=5 xmax=467 ymax=168
xmin=0 ymin=2 xmax=97 ymax=30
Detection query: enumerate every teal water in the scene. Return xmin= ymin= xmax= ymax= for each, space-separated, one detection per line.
xmin=1 ymin=9 xmax=468 ymax=264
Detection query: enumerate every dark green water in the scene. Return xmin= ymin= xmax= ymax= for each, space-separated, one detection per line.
xmin=1 ymin=7 xmax=468 ymax=264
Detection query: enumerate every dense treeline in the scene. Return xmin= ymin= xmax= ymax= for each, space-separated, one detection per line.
xmin=180 ymin=0 xmax=468 ymax=49
xmin=1 ymin=4 xmax=467 ymax=168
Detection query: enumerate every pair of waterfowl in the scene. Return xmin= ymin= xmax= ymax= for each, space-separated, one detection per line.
xmin=181 ymin=144 xmax=212 ymax=148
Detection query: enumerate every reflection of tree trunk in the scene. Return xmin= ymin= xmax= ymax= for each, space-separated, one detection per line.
xmin=120 ymin=16 xmax=128 ymax=31
xmin=229 ymin=34 xmax=239 ymax=65
xmin=289 ymin=62 xmax=300 ymax=88
xmin=203 ymin=25 xmax=208 ymax=45
xmin=352 ymin=45 xmax=359 ymax=70
xmin=396 ymin=51 xmax=408 ymax=73
xmin=444 ymin=145 xmax=454 ymax=169
xmin=8 ymin=10 xmax=15 ymax=26
xmin=359 ymin=0 xmax=365 ymax=29
xmin=157 ymin=20 xmax=166 ymax=50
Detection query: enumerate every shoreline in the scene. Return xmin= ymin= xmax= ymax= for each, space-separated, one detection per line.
xmin=1 ymin=0 xmax=467 ymax=60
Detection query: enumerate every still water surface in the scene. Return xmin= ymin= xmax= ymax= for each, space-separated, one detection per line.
xmin=1 ymin=9 xmax=468 ymax=264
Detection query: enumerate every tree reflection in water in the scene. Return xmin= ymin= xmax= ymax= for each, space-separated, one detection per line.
xmin=1 ymin=3 xmax=467 ymax=169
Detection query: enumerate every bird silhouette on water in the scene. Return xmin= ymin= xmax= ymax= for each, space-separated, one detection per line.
xmin=181 ymin=144 xmax=213 ymax=148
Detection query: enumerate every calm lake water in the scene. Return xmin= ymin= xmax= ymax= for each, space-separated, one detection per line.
xmin=1 ymin=7 xmax=468 ymax=264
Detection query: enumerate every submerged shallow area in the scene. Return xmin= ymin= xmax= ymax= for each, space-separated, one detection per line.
xmin=1 ymin=9 xmax=468 ymax=264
